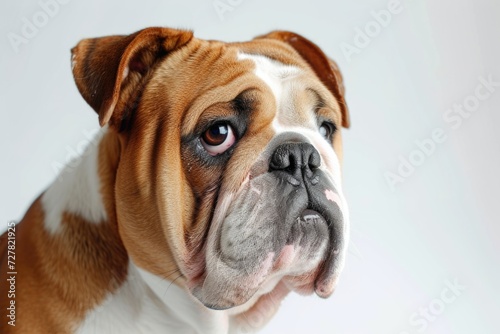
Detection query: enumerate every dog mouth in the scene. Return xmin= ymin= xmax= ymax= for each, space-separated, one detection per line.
xmin=186 ymin=168 xmax=346 ymax=310
xmin=283 ymin=206 xmax=343 ymax=297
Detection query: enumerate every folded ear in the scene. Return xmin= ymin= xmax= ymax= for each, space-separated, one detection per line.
xmin=256 ymin=31 xmax=350 ymax=128
xmin=71 ymin=27 xmax=193 ymax=128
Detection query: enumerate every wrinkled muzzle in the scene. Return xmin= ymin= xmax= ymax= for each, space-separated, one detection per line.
xmin=190 ymin=137 xmax=348 ymax=310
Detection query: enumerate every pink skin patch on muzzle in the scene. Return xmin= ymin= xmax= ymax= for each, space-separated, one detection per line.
xmin=274 ymin=244 xmax=296 ymax=270
xmin=325 ymin=189 xmax=342 ymax=209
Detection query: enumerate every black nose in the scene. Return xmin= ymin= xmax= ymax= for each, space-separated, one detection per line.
xmin=269 ymin=143 xmax=321 ymax=182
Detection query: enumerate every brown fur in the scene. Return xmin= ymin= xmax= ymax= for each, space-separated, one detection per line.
xmin=0 ymin=27 xmax=349 ymax=332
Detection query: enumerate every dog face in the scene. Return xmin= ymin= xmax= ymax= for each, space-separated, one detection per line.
xmin=71 ymin=28 xmax=350 ymax=311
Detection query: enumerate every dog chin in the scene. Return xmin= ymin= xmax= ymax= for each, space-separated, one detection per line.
xmin=189 ymin=241 xmax=330 ymax=311
xmin=192 ymin=265 xmax=327 ymax=312
xmin=185 ymin=184 xmax=343 ymax=311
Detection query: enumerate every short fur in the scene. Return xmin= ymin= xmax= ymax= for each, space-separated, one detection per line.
xmin=0 ymin=27 xmax=350 ymax=333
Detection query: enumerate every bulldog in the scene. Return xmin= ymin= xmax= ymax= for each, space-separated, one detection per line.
xmin=0 ymin=27 xmax=350 ymax=333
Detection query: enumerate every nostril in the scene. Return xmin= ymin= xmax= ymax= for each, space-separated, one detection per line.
xmin=308 ymin=149 xmax=321 ymax=170
xmin=269 ymin=144 xmax=298 ymax=172
xmin=269 ymin=146 xmax=292 ymax=170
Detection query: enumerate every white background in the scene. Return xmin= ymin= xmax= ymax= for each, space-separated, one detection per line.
xmin=1 ymin=0 xmax=499 ymax=333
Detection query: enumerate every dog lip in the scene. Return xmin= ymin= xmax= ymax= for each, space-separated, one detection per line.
xmin=302 ymin=193 xmax=345 ymax=298
xmin=311 ymin=207 xmax=345 ymax=298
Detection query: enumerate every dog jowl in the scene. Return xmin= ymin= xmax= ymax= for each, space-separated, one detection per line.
xmin=0 ymin=27 xmax=351 ymax=333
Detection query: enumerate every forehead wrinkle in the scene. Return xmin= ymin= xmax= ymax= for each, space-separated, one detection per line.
xmin=179 ymin=72 xmax=261 ymax=136
xmin=305 ymin=87 xmax=341 ymax=126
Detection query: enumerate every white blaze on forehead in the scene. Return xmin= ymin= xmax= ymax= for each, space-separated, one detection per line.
xmin=237 ymin=53 xmax=301 ymax=115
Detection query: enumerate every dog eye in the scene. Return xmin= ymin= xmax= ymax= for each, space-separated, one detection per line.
xmin=201 ymin=123 xmax=236 ymax=156
xmin=319 ymin=122 xmax=336 ymax=139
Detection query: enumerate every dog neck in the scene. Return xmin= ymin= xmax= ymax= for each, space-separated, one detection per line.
xmin=35 ymin=127 xmax=283 ymax=333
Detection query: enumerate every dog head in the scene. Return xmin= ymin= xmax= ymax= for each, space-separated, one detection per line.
xmin=71 ymin=27 xmax=350 ymax=312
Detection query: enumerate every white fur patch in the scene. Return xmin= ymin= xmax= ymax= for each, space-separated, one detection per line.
xmin=76 ymin=263 xmax=191 ymax=334
xmin=41 ymin=127 xmax=108 ymax=233
xmin=76 ymin=263 xmax=234 ymax=334
xmin=238 ymin=53 xmax=300 ymax=110
xmin=137 ymin=266 xmax=232 ymax=334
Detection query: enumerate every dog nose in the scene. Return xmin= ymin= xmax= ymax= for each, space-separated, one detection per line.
xmin=269 ymin=143 xmax=321 ymax=181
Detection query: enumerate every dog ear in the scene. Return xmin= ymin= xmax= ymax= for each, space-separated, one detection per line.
xmin=71 ymin=27 xmax=193 ymax=128
xmin=256 ymin=31 xmax=350 ymax=128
